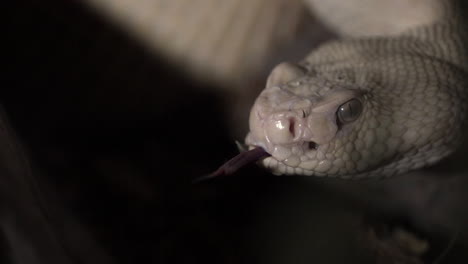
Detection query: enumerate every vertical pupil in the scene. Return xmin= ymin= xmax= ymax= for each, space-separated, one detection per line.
xmin=348 ymin=102 xmax=354 ymax=117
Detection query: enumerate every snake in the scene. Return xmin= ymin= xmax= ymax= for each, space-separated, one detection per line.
xmin=208 ymin=0 xmax=468 ymax=179
xmin=87 ymin=0 xmax=468 ymax=179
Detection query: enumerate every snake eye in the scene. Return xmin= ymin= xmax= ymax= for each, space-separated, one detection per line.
xmin=336 ymin=99 xmax=362 ymax=125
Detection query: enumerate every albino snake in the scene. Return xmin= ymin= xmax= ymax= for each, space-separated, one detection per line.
xmin=85 ymin=0 xmax=468 ymax=179
xmin=211 ymin=0 xmax=468 ymax=179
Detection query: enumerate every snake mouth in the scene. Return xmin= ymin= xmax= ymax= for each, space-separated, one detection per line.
xmin=198 ymin=139 xmax=320 ymax=182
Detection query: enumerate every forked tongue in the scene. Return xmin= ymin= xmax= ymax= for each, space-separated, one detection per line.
xmin=194 ymin=147 xmax=270 ymax=183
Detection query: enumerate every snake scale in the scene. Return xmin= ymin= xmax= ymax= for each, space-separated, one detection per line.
xmin=88 ymin=0 xmax=468 ymax=179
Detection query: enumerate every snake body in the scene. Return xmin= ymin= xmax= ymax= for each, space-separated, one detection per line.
xmin=245 ymin=1 xmax=468 ymax=178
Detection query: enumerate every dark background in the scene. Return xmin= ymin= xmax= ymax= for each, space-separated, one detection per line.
xmin=2 ymin=1 xmax=468 ymax=263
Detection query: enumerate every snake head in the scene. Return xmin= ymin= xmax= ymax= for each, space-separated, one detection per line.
xmin=245 ymin=62 xmax=368 ymax=177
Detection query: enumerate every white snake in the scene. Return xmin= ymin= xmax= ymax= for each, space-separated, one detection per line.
xmin=86 ymin=0 xmax=468 ymax=179
xmin=218 ymin=0 xmax=468 ymax=179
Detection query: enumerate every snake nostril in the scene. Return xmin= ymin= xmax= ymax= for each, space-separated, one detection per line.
xmin=308 ymin=141 xmax=317 ymax=150
xmin=289 ymin=118 xmax=295 ymax=137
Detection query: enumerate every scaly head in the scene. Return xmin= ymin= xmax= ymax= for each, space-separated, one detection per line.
xmin=246 ymin=62 xmax=370 ymax=177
